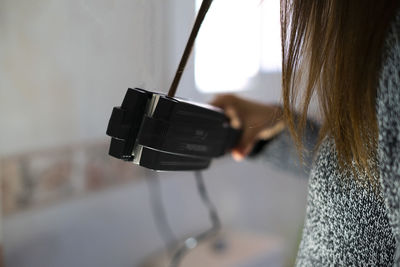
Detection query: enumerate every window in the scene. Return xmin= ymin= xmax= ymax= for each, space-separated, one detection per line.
xmin=195 ymin=0 xmax=281 ymax=93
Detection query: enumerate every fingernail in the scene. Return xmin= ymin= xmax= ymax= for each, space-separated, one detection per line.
xmin=232 ymin=151 xmax=244 ymax=162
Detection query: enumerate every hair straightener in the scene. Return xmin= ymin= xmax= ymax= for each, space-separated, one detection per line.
xmin=106 ymin=87 xmax=242 ymax=171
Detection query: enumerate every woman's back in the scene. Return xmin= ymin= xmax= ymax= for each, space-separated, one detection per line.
xmin=296 ymin=140 xmax=395 ymax=265
xmin=296 ymin=10 xmax=400 ymax=266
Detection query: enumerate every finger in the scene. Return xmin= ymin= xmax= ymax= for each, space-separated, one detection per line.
xmin=235 ymin=129 xmax=258 ymax=157
xmin=231 ymin=149 xmax=244 ymax=162
xmin=231 ymin=141 xmax=254 ymax=161
xmin=236 ymin=141 xmax=256 ymax=158
xmin=257 ymin=120 xmax=286 ymax=140
xmin=225 ymin=106 xmax=242 ymax=129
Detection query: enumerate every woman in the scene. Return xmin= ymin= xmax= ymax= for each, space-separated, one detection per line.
xmin=211 ymin=1 xmax=400 ymax=266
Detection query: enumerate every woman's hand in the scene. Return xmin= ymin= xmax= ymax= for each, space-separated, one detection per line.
xmin=210 ymin=94 xmax=285 ymax=161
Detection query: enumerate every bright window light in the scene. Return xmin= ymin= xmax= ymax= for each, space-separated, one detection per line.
xmin=260 ymin=0 xmax=282 ymax=72
xmin=195 ymin=0 xmax=281 ymax=93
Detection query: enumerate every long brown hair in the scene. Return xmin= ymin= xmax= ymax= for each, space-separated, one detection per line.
xmin=281 ymin=0 xmax=399 ymax=183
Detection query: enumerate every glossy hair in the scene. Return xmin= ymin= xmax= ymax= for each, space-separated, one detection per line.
xmin=280 ymin=0 xmax=399 ymax=183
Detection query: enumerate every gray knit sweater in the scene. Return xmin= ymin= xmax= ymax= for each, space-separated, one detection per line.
xmin=260 ymin=11 xmax=400 ymax=266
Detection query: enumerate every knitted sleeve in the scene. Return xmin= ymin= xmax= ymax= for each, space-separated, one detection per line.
xmin=377 ymin=11 xmax=400 ymax=266
xmin=253 ymin=118 xmax=320 ymax=178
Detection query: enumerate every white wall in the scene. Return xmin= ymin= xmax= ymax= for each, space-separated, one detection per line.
xmin=0 ymin=0 xmax=168 ymax=155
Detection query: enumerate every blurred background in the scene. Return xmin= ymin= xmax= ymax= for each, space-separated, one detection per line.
xmin=0 ymin=0 xmax=309 ymax=266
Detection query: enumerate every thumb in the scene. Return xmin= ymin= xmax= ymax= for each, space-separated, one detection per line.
xmin=234 ymin=129 xmax=258 ymax=158
xmin=231 ymin=142 xmax=254 ymax=161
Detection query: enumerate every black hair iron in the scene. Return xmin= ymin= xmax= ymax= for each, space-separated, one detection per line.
xmin=106 ymin=88 xmax=242 ymax=171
